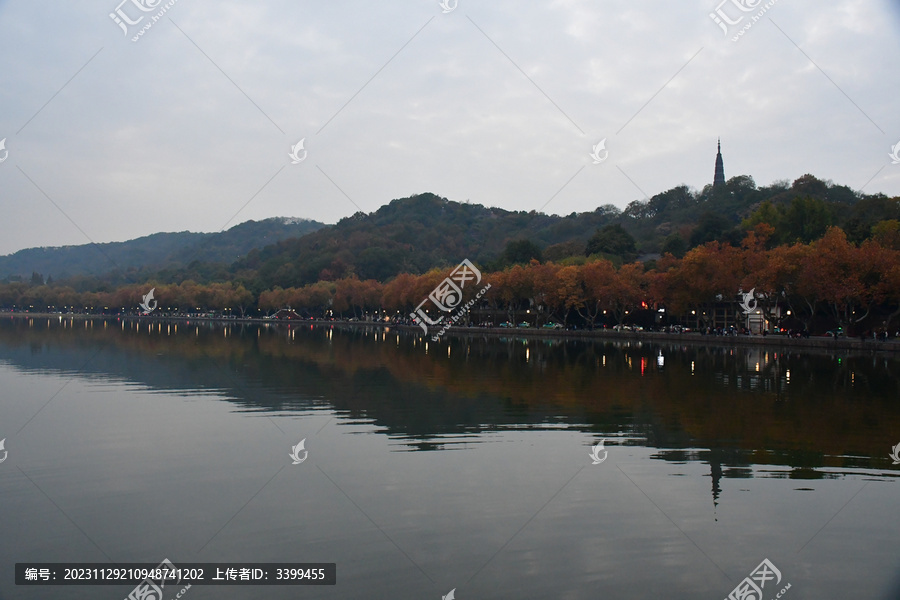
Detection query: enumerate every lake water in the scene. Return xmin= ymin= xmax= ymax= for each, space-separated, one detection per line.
xmin=1 ymin=316 xmax=899 ymax=600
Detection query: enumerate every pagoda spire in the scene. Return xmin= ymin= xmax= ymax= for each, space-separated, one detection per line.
xmin=713 ymin=138 xmax=725 ymax=188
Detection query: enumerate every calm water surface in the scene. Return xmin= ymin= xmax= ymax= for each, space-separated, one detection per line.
xmin=1 ymin=317 xmax=898 ymax=600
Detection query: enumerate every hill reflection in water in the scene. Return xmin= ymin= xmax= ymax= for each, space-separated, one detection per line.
xmin=2 ymin=316 xmax=897 ymax=477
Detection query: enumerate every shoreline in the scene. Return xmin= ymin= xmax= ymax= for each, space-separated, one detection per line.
xmin=6 ymin=312 xmax=899 ymax=353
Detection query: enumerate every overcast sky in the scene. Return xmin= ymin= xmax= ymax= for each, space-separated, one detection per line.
xmin=0 ymin=0 xmax=898 ymax=255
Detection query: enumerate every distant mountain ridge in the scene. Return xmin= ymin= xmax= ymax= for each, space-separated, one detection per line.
xmin=228 ymin=177 xmax=893 ymax=291
xmin=5 ymin=174 xmax=895 ymax=291
xmin=0 ymin=217 xmax=326 ymax=280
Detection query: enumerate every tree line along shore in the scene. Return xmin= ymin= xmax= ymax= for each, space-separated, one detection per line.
xmin=3 ymin=226 xmax=900 ymax=339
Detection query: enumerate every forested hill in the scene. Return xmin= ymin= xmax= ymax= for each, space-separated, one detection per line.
xmin=0 ymin=217 xmax=325 ymax=281
xmin=232 ymin=193 xmax=620 ymax=286
xmin=231 ymin=176 xmax=896 ymax=291
xmin=7 ymin=174 xmax=897 ymax=292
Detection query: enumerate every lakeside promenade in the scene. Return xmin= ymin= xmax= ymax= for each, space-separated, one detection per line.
xmin=8 ymin=312 xmax=900 ymax=354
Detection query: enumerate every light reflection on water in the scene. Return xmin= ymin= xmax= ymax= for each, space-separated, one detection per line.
xmin=0 ymin=317 xmax=898 ymax=599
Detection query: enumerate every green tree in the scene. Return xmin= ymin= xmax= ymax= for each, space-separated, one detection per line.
xmin=743 ymin=200 xmax=783 ymax=234
xmin=543 ymin=241 xmax=584 ymax=262
xmin=842 ymin=196 xmax=900 ymax=243
xmin=500 ymin=239 xmax=543 ymax=266
xmin=586 ymin=224 xmax=636 ymax=258
xmin=781 ymin=196 xmax=834 ymax=243
xmin=872 ymin=219 xmax=900 ymax=250
xmin=791 ymin=174 xmax=829 ymax=199
xmin=689 ymin=212 xmax=737 ymax=247
xmin=660 ymin=233 xmax=687 ymax=258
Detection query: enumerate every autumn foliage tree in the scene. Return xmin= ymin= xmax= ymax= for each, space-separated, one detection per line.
xmin=4 ymin=223 xmax=900 ymax=335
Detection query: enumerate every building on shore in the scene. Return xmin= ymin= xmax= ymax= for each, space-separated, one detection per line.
xmin=273 ymin=308 xmax=303 ymax=320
